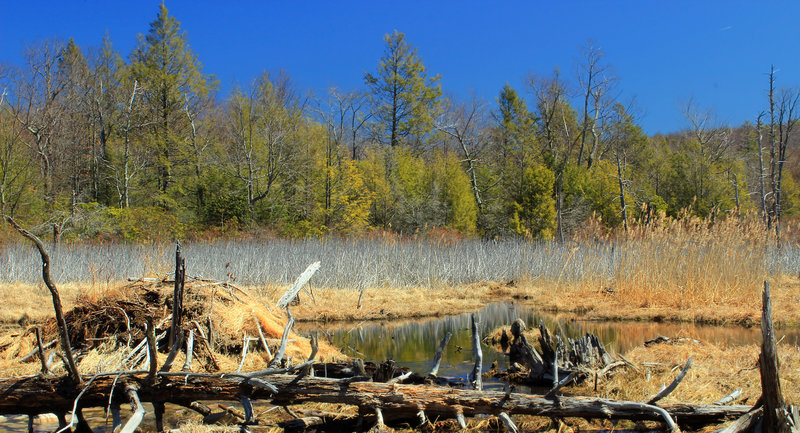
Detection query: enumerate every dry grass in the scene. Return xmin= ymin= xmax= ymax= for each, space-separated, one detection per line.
xmin=485 ymin=214 xmax=800 ymax=326
xmin=0 ymin=278 xmax=346 ymax=377
xmin=0 ymin=279 xmax=494 ymax=328
xmin=567 ymin=340 xmax=800 ymax=432
xmin=256 ymin=284 xmax=490 ymax=322
xmin=500 ymin=277 xmax=800 ymax=326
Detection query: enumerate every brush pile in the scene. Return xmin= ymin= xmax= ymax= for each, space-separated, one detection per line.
xmin=1 ymin=276 xmax=342 ymax=376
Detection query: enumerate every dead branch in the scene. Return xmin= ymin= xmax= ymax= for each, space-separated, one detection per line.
xmin=714 ymin=389 xmax=743 ymax=406
xmin=169 ymin=242 xmax=185 ymax=349
xmin=4 ymin=215 xmax=81 ymax=384
xmin=120 ymin=384 xmax=145 ymax=433
xmin=20 ymin=338 xmax=56 ymax=363
xmin=182 ymin=330 xmax=194 ymax=372
xmin=470 ymin=313 xmax=482 ymax=391
xmin=34 ymin=327 xmax=50 ymax=375
xmin=269 ymin=308 xmax=294 ymax=368
xmin=276 ymin=262 xmax=320 ymax=310
xmin=498 ymin=412 xmax=519 ymax=433
xmin=648 ymin=357 xmax=693 ymax=405
xmin=429 ymin=332 xmax=451 ymax=376
xmin=145 ymin=317 xmax=157 ymax=384
xmin=253 ymin=313 xmax=273 ymax=360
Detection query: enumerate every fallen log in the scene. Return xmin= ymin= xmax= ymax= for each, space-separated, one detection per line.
xmin=0 ymin=372 xmax=751 ymax=428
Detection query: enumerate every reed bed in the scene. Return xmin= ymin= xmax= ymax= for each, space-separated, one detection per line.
xmin=0 ymin=219 xmax=796 ymax=289
xmin=0 ymin=214 xmax=797 ymax=324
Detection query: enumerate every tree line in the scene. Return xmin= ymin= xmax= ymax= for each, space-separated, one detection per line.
xmin=1 ymin=4 xmax=798 ymax=241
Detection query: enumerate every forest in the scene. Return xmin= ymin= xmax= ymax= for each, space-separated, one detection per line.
xmin=1 ymin=4 xmax=798 ymax=243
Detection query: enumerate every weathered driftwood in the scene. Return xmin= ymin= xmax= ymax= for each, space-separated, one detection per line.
xmin=277 ymin=410 xmax=361 ymax=432
xmin=714 ymin=389 xmax=743 ymax=406
xmin=505 ymin=318 xmax=617 ymax=386
xmin=168 ymin=242 xmax=185 ymax=349
xmin=276 ymin=262 xmax=321 ymax=310
xmin=470 ymin=313 xmax=483 ymax=391
xmin=645 ymin=336 xmax=700 ymax=347
xmin=0 ymin=372 xmax=751 ymax=427
xmin=758 ymin=281 xmax=799 ymax=433
xmin=712 ymin=407 xmax=762 ymax=433
xmin=5 ymin=216 xmax=81 ymax=384
xmin=648 ymin=357 xmax=693 ymax=405
xmin=182 ymin=329 xmax=195 ymax=372
xmin=429 ymin=332 xmax=451 ymax=376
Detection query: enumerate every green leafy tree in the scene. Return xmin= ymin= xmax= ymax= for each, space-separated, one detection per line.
xmin=358 ymin=148 xmax=392 ymax=228
xmin=436 ymin=151 xmax=477 ymax=234
xmin=0 ymin=99 xmax=39 ymax=217
xmin=365 ymin=30 xmax=441 ymax=149
xmin=130 ymin=3 xmax=216 ymax=208
xmin=508 ymin=162 xmax=556 ymax=239
xmin=326 ymin=157 xmax=374 ymax=233
xmin=389 ymin=146 xmax=437 ymax=231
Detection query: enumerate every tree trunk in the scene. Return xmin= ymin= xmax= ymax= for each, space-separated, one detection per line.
xmin=0 ymin=373 xmax=751 ymax=428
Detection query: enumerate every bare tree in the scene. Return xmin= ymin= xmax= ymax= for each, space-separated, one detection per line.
xmin=606 ymin=104 xmax=645 ymax=231
xmin=529 ymin=70 xmax=580 ymax=241
xmin=316 ymin=88 xmax=373 ymax=226
xmin=755 ymin=113 xmax=768 ymax=223
xmin=682 ymin=99 xmax=735 ymax=215
xmin=684 ymin=99 xmax=732 ymax=164
xmin=436 ymin=96 xmax=491 ymax=219
xmin=576 ymin=41 xmax=617 ymax=169
xmin=7 ymin=40 xmax=70 ymax=205
xmin=766 ymin=66 xmax=799 ymax=237
xmin=222 ymin=71 xmax=305 ymax=219
xmin=114 ymin=80 xmax=148 ymax=208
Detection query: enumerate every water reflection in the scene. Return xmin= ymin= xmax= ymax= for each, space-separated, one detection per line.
xmin=306 ymin=302 xmax=800 ymax=389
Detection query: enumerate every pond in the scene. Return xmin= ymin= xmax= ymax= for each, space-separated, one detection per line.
xmin=305 ymin=302 xmax=800 ymax=391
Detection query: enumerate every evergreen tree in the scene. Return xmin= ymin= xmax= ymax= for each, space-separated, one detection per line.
xmin=130 ymin=3 xmax=216 ymax=209
xmin=365 ymin=30 xmax=441 ymax=149
xmin=508 ymin=162 xmax=556 ymax=239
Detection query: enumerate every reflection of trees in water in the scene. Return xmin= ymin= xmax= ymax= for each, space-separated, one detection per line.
xmin=319 ymin=302 xmax=798 ymax=381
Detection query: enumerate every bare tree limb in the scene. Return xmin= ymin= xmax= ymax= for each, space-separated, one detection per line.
xmin=429 ymin=332 xmax=451 ymax=376
xmin=276 ymin=262 xmax=320 ymax=310
xmin=470 ymin=314 xmax=482 ymax=391
xmin=120 ymin=384 xmax=146 ymax=433
xmin=647 ymin=357 xmax=693 ymax=405
xmin=269 ymin=308 xmax=295 ymax=368
xmin=4 ymin=215 xmax=81 ymax=384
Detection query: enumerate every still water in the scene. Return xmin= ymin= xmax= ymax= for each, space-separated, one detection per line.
xmin=306 ymin=302 xmax=800 ymax=391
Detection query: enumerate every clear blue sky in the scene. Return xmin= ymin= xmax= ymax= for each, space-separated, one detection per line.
xmin=2 ymin=1 xmax=799 ymax=134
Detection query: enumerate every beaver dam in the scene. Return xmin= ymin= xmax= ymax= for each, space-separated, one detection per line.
xmin=0 ymin=230 xmax=797 ymax=432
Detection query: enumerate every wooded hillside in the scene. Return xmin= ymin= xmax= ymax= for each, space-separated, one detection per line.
xmin=1 ymin=5 xmax=798 ymax=241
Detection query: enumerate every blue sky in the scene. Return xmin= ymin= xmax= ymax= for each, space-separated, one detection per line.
xmin=2 ymin=1 xmax=799 ymax=134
